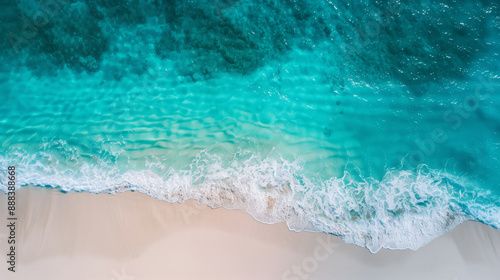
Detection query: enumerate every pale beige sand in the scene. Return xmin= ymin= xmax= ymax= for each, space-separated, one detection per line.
xmin=0 ymin=186 xmax=499 ymax=280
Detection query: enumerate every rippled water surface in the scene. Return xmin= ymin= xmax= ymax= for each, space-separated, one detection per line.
xmin=1 ymin=0 xmax=500 ymax=252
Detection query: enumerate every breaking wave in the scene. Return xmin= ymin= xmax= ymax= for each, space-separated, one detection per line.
xmin=2 ymin=149 xmax=499 ymax=253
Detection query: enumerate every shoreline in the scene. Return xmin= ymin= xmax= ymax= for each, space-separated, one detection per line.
xmin=0 ymin=186 xmax=499 ymax=280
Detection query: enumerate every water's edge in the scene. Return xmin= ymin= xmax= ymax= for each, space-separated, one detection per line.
xmin=2 ymin=151 xmax=499 ymax=253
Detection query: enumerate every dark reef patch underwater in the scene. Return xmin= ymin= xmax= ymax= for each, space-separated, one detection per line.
xmin=1 ymin=0 xmax=500 ymax=252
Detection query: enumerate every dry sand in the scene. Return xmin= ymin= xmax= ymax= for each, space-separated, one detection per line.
xmin=0 ymin=186 xmax=499 ymax=280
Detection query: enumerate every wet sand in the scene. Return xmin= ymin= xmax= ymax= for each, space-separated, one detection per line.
xmin=0 ymin=186 xmax=499 ymax=280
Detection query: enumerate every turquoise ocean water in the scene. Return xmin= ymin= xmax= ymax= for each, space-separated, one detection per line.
xmin=1 ymin=0 xmax=499 ymax=252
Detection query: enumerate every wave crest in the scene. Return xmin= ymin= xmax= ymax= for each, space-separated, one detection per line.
xmin=1 ymin=149 xmax=499 ymax=253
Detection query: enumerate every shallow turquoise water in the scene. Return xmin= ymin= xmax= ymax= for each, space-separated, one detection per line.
xmin=1 ymin=0 xmax=500 ymax=252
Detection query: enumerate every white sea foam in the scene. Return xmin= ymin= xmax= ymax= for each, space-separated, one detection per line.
xmin=1 ymin=149 xmax=499 ymax=253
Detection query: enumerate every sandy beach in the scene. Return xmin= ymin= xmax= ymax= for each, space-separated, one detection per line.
xmin=0 ymin=186 xmax=499 ymax=280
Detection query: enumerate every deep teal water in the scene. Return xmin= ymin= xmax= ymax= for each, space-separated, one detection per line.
xmin=1 ymin=0 xmax=499 ymax=252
